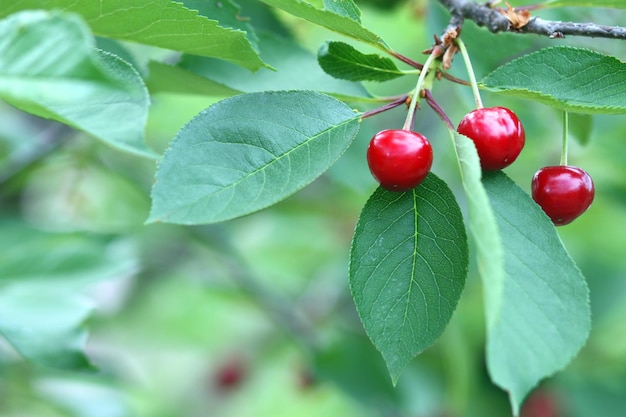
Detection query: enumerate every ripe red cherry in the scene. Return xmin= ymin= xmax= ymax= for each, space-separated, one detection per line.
xmin=457 ymin=106 xmax=525 ymax=170
xmin=212 ymin=359 xmax=246 ymax=391
xmin=521 ymin=390 xmax=561 ymax=417
xmin=531 ymin=166 xmax=594 ymax=226
xmin=367 ymin=129 xmax=433 ymax=192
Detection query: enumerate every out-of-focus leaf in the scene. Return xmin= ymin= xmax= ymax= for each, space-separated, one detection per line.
xmin=569 ymin=112 xmax=593 ymax=145
xmin=146 ymin=62 xmax=240 ymax=96
xmin=0 ymin=0 xmax=266 ymax=70
xmin=22 ymin=157 xmax=150 ymax=233
xmin=179 ymin=32 xmax=370 ymax=98
xmin=0 ymin=220 xmax=138 ymax=369
xmin=542 ymin=0 xmax=626 ymax=8
xmin=259 ymin=0 xmax=387 ymax=49
xmin=0 ymin=11 xmax=155 ymax=158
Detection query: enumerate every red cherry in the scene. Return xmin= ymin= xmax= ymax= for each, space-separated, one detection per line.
xmin=521 ymin=389 xmax=562 ymax=417
xmin=531 ymin=166 xmax=594 ymax=226
xmin=366 ymin=129 xmax=433 ymax=192
xmin=213 ymin=359 xmax=246 ymax=391
xmin=457 ymin=106 xmax=525 ymax=170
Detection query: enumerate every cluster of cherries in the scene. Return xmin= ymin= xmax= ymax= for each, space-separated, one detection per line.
xmin=367 ymin=106 xmax=594 ymax=226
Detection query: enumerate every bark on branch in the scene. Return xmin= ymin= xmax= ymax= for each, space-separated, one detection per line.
xmin=437 ymin=0 xmax=626 ymax=40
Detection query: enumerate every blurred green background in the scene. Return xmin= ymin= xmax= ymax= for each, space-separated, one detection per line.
xmin=1 ymin=1 xmax=625 ymax=416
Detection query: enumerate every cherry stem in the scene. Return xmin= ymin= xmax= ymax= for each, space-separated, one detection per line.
xmin=440 ymin=72 xmax=471 ymax=86
xmin=456 ymin=38 xmax=483 ymax=109
xmin=388 ymin=50 xmax=424 ymax=70
xmin=424 ymin=90 xmax=454 ymax=130
xmin=389 ymin=47 xmax=469 ymax=86
xmin=403 ymin=48 xmax=442 ymax=131
xmin=390 ymin=48 xmax=469 ymax=86
xmin=361 ymin=95 xmax=409 ymax=119
xmin=561 ymin=111 xmax=569 ymax=166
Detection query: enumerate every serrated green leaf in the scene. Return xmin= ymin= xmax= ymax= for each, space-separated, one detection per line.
xmin=234 ymin=0 xmax=292 ymax=37
xmin=349 ymin=174 xmax=468 ymax=383
xmin=482 ymin=171 xmax=591 ymax=416
xmin=180 ymin=0 xmax=260 ymax=49
xmin=178 ymin=32 xmax=370 ymax=98
xmin=542 ymin=0 xmax=626 ymax=8
xmin=0 ymin=0 xmax=265 ymax=71
xmin=259 ymin=0 xmax=386 ymax=49
xmin=323 ymin=0 xmax=361 ymax=21
xmin=0 ymin=11 xmax=155 ymax=158
xmin=148 ymin=91 xmax=361 ymax=225
xmin=449 ymin=131 xmax=590 ymax=415
xmin=481 ymin=46 xmax=626 ymax=114
xmin=318 ymin=41 xmax=404 ymax=82
xmin=0 ymin=220 xmax=138 ymax=369
xmin=448 ymin=131 xmax=505 ymax=327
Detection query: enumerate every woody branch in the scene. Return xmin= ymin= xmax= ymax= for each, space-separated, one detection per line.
xmin=437 ymin=0 xmax=626 ymax=40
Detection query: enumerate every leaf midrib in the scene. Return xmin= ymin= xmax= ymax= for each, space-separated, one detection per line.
xmin=158 ymin=115 xmax=360 ymax=220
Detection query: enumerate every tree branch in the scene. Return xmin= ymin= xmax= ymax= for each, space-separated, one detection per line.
xmin=437 ymin=0 xmax=626 ymax=40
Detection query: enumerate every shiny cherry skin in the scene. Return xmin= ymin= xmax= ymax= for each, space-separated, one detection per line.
xmin=367 ymin=129 xmax=433 ymax=192
xmin=457 ymin=106 xmax=525 ymax=170
xmin=531 ymin=166 xmax=594 ymax=226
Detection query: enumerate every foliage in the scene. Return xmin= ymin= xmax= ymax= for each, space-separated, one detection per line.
xmin=1 ymin=1 xmax=625 ymax=417
xmin=481 ymin=47 xmax=626 ymax=114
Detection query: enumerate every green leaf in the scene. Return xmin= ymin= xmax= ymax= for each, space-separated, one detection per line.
xmin=22 ymin=158 xmax=151 ymax=233
xmin=314 ymin=333 xmax=399 ymax=408
xmin=148 ymin=91 xmax=361 ymax=225
xmin=0 ymin=0 xmax=266 ymax=71
xmin=0 ymin=286 xmax=93 ymax=369
xmin=146 ymin=61 xmax=240 ymax=96
xmin=0 ymin=220 xmax=138 ymax=369
xmin=0 ymin=11 xmax=155 ymax=158
xmin=542 ymin=0 xmax=626 ymax=8
xmin=448 ymin=131 xmax=505 ymax=333
xmin=318 ymin=41 xmax=405 ymax=82
xmin=323 ymin=0 xmax=361 ymax=21
xmin=482 ymin=171 xmax=591 ymax=416
xmin=349 ymin=174 xmax=468 ymax=383
xmin=179 ymin=0 xmax=259 ymax=48
xmin=449 ymin=131 xmax=590 ymax=415
xmin=259 ymin=0 xmax=386 ymax=49
xmin=481 ymin=47 xmax=626 ymax=114
xmin=178 ymin=32 xmax=370 ymax=98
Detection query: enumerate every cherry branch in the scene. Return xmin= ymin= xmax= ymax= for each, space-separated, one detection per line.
xmin=437 ymin=0 xmax=626 ymax=40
